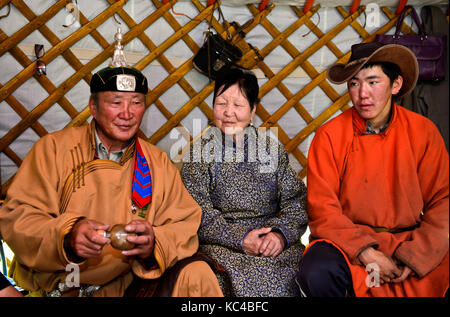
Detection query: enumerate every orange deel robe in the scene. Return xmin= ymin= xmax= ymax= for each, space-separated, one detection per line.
xmin=307 ymin=104 xmax=449 ymax=297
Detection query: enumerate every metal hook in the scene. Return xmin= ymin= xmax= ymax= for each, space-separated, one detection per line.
xmin=0 ymin=3 xmax=11 ymax=19
xmin=301 ymin=10 xmax=320 ymax=37
xmin=356 ymin=9 xmax=367 ymax=30
xmin=113 ymin=13 xmax=121 ymax=25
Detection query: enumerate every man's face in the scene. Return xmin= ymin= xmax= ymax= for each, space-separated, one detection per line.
xmin=89 ymin=91 xmax=146 ymax=151
xmin=348 ymin=65 xmax=403 ymax=129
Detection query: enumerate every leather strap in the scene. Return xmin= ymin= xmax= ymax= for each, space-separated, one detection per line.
xmin=395 ymin=6 xmax=426 ymax=37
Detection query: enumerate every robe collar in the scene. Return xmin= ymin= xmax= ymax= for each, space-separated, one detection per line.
xmin=88 ymin=120 xmax=136 ymax=165
xmin=352 ymin=103 xmax=398 ymax=137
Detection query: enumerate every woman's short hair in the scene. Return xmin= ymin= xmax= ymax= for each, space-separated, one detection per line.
xmin=213 ymin=68 xmax=260 ymax=110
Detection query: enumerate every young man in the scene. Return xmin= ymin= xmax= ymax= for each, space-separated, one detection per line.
xmin=297 ymin=42 xmax=448 ymax=297
xmin=0 ymin=30 xmax=222 ymax=297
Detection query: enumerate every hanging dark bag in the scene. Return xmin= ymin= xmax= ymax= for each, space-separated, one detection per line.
xmin=193 ymin=3 xmax=244 ymax=80
xmin=376 ymin=6 xmax=446 ymax=81
xmin=193 ymin=31 xmax=243 ymax=80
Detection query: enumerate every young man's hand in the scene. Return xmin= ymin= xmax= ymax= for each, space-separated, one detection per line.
xmin=358 ymin=247 xmax=402 ymax=284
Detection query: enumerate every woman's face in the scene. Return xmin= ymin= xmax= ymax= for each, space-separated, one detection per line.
xmin=213 ymin=83 xmax=256 ymax=136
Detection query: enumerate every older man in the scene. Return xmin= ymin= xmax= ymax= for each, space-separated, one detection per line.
xmin=297 ymin=42 xmax=448 ymax=297
xmin=0 ymin=30 xmax=222 ymax=297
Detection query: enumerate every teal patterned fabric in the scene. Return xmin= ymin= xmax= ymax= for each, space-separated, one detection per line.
xmin=181 ymin=126 xmax=308 ymax=296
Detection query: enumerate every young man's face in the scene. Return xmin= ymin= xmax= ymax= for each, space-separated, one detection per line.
xmin=89 ymin=91 xmax=146 ymax=152
xmin=348 ymin=65 xmax=403 ymax=130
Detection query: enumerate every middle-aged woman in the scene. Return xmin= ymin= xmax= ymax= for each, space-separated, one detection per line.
xmin=181 ymin=68 xmax=308 ymax=296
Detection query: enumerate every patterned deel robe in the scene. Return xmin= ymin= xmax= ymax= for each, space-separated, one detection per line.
xmin=181 ymin=126 xmax=308 ymax=296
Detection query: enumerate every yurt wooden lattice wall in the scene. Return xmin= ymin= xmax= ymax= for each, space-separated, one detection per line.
xmin=0 ymin=0 xmax=437 ymax=197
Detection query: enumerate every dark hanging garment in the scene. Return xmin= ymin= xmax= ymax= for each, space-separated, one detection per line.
xmin=400 ymin=6 xmax=449 ymax=152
